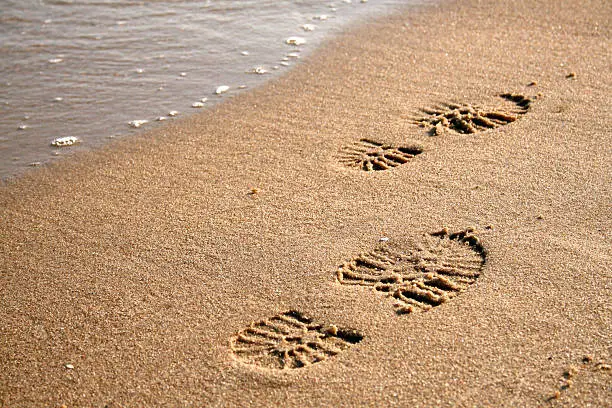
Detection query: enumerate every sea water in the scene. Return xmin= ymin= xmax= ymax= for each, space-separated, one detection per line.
xmin=0 ymin=0 xmax=425 ymax=180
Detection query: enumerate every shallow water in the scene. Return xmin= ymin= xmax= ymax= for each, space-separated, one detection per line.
xmin=0 ymin=0 xmax=424 ymax=180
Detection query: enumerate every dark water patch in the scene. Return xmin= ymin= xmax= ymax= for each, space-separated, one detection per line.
xmin=0 ymin=0 xmax=429 ymax=180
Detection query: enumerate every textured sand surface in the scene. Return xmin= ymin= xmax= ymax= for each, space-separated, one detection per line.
xmin=1 ymin=0 xmax=610 ymax=407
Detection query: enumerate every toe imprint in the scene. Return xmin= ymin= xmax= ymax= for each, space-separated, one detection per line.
xmin=338 ymin=138 xmax=423 ymax=171
xmin=337 ymin=228 xmax=486 ymax=314
xmin=409 ymin=93 xmax=533 ymax=135
xmin=231 ymin=310 xmax=363 ymax=369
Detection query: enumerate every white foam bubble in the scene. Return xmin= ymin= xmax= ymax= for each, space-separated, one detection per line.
xmin=249 ymin=66 xmax=268 ymax=74
xmin=128 ymin=120 xmax=148 ymax=128
xmin=215 ymin=85 xmax=230 ymax=95
xmin=51 ymin=136 xmax=79 ymax=147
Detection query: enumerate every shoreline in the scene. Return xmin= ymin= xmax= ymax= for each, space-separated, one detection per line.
xmin=0 ymin=0 xmax=421 ymax=181
xmin=1 ymin=0 xmax=610 ymax=407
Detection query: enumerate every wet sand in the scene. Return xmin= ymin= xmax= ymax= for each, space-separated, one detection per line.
xmin=1 ymin=0 xmax=610 ymax=407
xmin=1 ymin=0 xmax=401 ymax=179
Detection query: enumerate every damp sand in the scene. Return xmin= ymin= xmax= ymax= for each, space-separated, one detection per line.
xmin=0 ymin=0 xmax=418 ymax=180
xmin=0 ymin=0 xmax=610 ymax=406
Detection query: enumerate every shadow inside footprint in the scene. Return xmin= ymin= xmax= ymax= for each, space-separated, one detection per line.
xmin=337 ymin=228 xmax=486 ymax=314
xmin=338 ymin=138 xmax=423 ymax=171
xmin=409 ymin=93 xmax=533 ymax=136
xmin=231 ymin=310 xmax=363 ymax=370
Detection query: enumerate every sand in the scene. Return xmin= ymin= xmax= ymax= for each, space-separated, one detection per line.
xmin=1 ymin=0 xmax=610 ymax=406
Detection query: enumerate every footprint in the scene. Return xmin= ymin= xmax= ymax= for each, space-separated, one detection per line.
xmin=409 ymin=93 xmax=533 ymax=136
xmin=230 ymin=310 xmax=363 ymax=369
xmin=337 ymin=228 xmax=486 ymax=314
xmin=338 ymin=138 xmax=423 ymax=171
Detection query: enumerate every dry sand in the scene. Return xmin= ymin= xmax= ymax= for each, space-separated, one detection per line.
xmin=1 ymin=0 xmax=610 ymax=406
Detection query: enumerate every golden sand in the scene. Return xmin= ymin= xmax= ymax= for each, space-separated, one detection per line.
xmin=1 ymin=0 xmax=610 ymax=406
